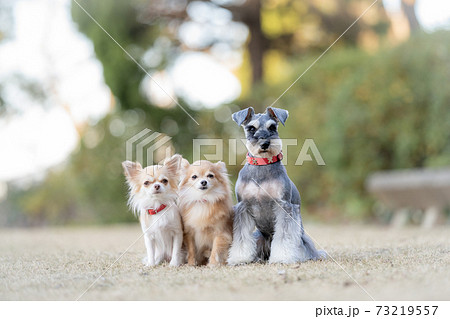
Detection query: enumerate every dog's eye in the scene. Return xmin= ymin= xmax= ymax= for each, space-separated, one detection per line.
xmin=247 ymin=126 xmax=256 ymax=133
xmin=192 ymin=175 xmax=197 ymax=180
xmin=269 ymin=124 xmax=276 ymax=131
xmin=161 ymin=179 xmax=168 ymax=184
xmin=143 ymin=181 xmax=150 ymax=186
xmin=207 ymin=174 xmax=214 ymax=179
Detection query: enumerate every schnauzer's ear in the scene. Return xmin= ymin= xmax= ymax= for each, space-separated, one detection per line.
xmin=232 ymin=107 xmax=255 ymax=126
xmin=266 ymin=107 xmax=289 ymax=126
xmin=163 ymin=154 xmax=182 ymax=177
xmin=215 ymin=161 xmax=227 ymax=174
xmin=122 ymin=161 xmax=142 ymax=185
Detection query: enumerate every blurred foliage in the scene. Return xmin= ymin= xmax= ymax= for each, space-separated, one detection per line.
xmin=324 ymin=32 xmax=450 ymax=216
xmin=13 ymin=115 xmax=132 ymax=225
xmin=243 ymin=31 xmax=450 ymax=219
xmin=129 ymin=0 xmax=390 ymax=84
xmin=3 ymin=0 xmax=450 ymax=225
xmin=71 ymin=0 xmax=201 ymax=135
xmin=0 ymin=2 xmax=49 ymax=117
xmin=9 ymin=30 xmax=450 ymax=225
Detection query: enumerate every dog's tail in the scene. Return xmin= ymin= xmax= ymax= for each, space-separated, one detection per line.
xmin=302 ymin=232 xmax=327 ymax=260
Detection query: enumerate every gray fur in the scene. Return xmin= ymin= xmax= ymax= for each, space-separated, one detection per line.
xmin=232 ymin=106 xmax=255 ymax=126
xmin=266 ymin=107 xmax=289 ymax=126
xmin=228 ymin=107 xmax=326 ymax=265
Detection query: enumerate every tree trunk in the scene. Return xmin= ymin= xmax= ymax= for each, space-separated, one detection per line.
xmin=401 ymin=0 xmax=421 ymax=33
xmin=237 ymin=0 xmax=265 ymax=84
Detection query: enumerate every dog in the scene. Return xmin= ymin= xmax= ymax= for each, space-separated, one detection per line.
xmin=227 ymin=106 xmax=325 ymax=265
xmin=179 ymin=159 xmax=233 ymax=266
xmin=122 ymin=154 xmax=184 ymax=267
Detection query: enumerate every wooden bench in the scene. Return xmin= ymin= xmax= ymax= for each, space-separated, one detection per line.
xmin=366 ymin=168 xmax=450 ymax=227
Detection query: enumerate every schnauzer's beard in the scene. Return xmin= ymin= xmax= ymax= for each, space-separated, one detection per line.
xmin=246 ymin=138 xmax=282 ymax=158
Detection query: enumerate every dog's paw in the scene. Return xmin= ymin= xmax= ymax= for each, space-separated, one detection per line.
xmin=227 ymin=260 xmax=249 ymax=266
xmin=144 ymin=262 xmax=157 ymax=267
xmin=268 ymin=250 xmax=298 ymax=264
xmin=268 ymin=258 xmax=296 ymax=264
xmin=143 ymin=256 xmax=157 ymax=267
xmin=207 ymin=261 xmax=220 ymax=268
xmin=187 ymin=259 xmax=197 ymax=266
xmin=227 ymin=255 xmax=254 ymax=266
xmin=227 ymin=245 xmax=256 ymax=265
xmin=169 ymin=258 xmax=182 ymax=267
xmin=268 ymin=257 xmax=297 ymax=264
xmin=315 ymin=250 xmax=327 ymax=260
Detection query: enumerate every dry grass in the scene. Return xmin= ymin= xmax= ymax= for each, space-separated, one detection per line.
xmin=0 ymin=224 xmax=449 ymax=300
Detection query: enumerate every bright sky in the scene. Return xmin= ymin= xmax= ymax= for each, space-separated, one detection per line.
xmin=0 ymin=0 xmax=449 ymax=190
xmin=384 ymin=0 xmax=450 ymax=30
xmin=0 ymin=0 xmax=110 ymax=185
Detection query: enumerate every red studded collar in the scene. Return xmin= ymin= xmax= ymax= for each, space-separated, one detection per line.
xmin=147 ymin=204 xmax=167 ymax=215
xmin=247 ymin=152 xmax=283 ymax=166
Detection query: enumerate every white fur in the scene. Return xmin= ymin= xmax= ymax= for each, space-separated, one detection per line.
xmin=227 ymin=238 xmax=257 ymax=265
xmin=138 ymin=203 xmax=183 ymax=267
xmin=246 ymin=119 xmax=260 ymax=129
xmin=227 ymin=202 xmax=257 ymax=265
xmin=127 ymin=179 xmax=183 ymax=267
xmin=245 ymin=138 xmax=282 ymax=159
xmin=268 ymin=204 xmax=305 ymax=264
xmin=237 ymin=180 xmax=283 ymax=200
xmin=181 ymin=202 xmax=210 ymax=228
xmin=265 ymin=119 xmax=276 ymax=128
xmin=179 ymin=181 xmax=226 ymax=206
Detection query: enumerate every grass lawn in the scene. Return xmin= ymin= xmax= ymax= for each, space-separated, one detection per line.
xmin=0 ymin=224 xmax=449 ymax=300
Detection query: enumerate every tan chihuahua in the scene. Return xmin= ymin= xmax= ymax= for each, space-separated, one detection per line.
xmin=179 ymin=159 xmax=233 ymax=266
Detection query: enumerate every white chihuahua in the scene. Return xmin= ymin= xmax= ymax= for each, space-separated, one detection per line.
xmin=122 ymin=154 xmax=183 ymax=267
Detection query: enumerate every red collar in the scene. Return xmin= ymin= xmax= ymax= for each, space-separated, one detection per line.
xmin=147 ymin=204 xmax=167 ymax=215
xmin=247 ymin=152 xmax=283 ymax=166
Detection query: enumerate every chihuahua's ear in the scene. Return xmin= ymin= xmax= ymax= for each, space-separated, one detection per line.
xmin=179 ymin=158 xmax=190 ymax=181
xmin=163 ymin=154 xmax=182 ymax=177
xmin=181 ymin=158 xmax=190 ymax=171
xmin=215 ymin=161 xmax=227 ymax=174
xmin=122 ymin=161 xmax=142 ymax=185
xmin=266 ymin=107 xmax=289 ymax=126
xmin=232 ymin=107 xmax=255 ymax=126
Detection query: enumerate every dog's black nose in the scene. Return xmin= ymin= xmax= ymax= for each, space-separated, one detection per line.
xmin=261 ymin=141 xmax=270 ymax=150
xmin=200 ymin=180 xmax=207 ymax=186
xmin=154 ymin=184 xmax=160 ymax=190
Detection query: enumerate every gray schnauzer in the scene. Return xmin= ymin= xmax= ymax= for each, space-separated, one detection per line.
xmin=227 ymin=106 xmax=326 ymax=265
